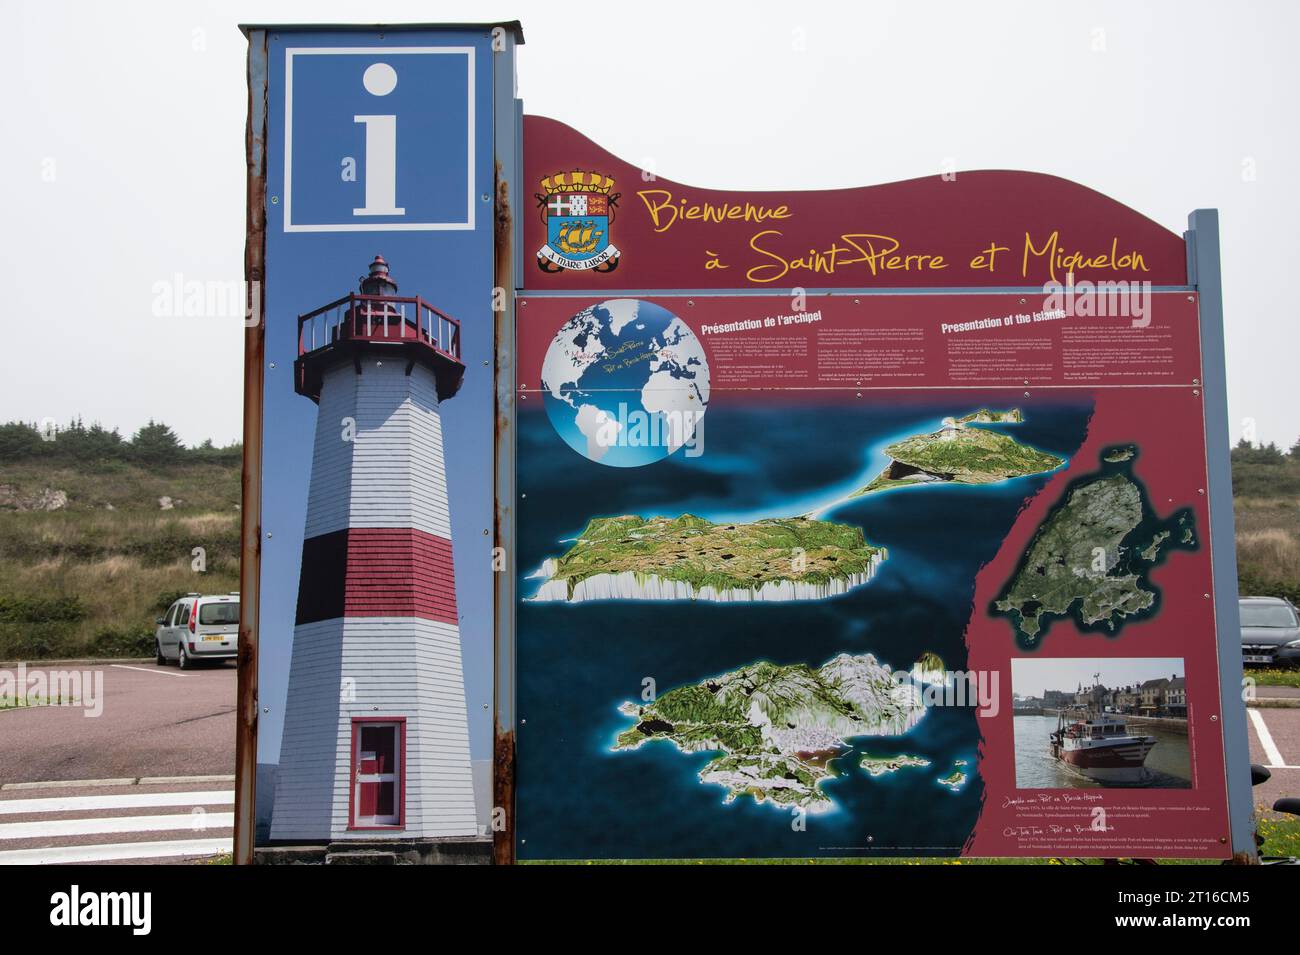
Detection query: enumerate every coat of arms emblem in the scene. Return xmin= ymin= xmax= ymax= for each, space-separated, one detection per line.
xmin=536 ymin=170 xmax=621 ymax=273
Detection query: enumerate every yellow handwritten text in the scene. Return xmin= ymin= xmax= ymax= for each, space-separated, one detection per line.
xmin=969 ymin=242 xmax=1010 ymax=272
xmin=637 ymin=189 xmax=792 ymax=234
xmin=746 ymin=231 xmax=947 ymax=284
xmin=1022 ymin=232 xmax=1150 ymax=283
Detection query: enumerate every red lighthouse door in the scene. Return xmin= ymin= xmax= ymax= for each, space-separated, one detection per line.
xmin=351 ymin=721 xmax=403 ymax=828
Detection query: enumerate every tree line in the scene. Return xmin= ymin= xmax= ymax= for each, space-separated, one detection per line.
xmin=1231 ymin=437 xmax=1300 ymax=498
xmin=0 ymin=419 xmax=241 ymax=466
xmin=1232 ymin=437 xmax=1300 ymax=465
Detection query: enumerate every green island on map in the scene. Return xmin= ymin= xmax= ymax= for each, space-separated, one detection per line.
xmin=850 ymin=409 xmax=1064 ymax=497
xmin=938 ymin=760 xmax=969 ymax=792
xmin=614 ymin=653 xmax=929 ymax=813
xmin=991 ymin=445 xmax=1198 ymax=648
xmin=531 ymin=408 xmax=1069 ymax=605
xmin=859 ymin=754 xmax=931 ymax=777
xmin=528 ymin=515 xmax=886 ymax=603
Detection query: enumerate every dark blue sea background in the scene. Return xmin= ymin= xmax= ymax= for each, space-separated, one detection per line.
xmin=515 ymin=395 xmax=1092 ymax=859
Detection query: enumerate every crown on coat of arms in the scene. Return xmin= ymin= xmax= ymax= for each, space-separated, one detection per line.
xmin=539 ymin=170 xmax=616 ymax=195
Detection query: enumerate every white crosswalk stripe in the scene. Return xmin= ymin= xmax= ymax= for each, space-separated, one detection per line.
xmin=0 ymin=783 xmax=234 ymax=865
xmin=0 ymin=789 xmax=231 ymax=815
xmin=0 ymin=839 xmax=231 ymax=866
xmin=0 ymin=790 xmax=233 ymax=816
xmin=0 ymin=812 xmax=235 ymax=840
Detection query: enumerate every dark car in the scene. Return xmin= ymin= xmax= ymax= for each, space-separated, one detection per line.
xmin=1240 ymin=596 xmax=1300 ymax=668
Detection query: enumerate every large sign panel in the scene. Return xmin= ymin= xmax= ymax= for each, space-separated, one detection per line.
xmin=252 ymin=28 xmax=496 ymax=846
xmin=512 ymin=119 xmax=1240 ymax=860
xmin=243 ymin=31 xmax=1246 ymax=862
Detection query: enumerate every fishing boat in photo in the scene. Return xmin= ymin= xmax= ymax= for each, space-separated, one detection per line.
xmin=1049 ymin=708 xmax=1157 ymax=785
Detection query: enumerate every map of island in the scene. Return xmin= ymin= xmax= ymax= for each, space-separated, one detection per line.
xmin=848 ymin=409 xmax=1063 ymax=498
xmin=860 ymin=754 xmax=931 ymax=777
xmin=991 ymin=445 xmax=1198 ymax=648
xmin=938 ymin=760 xmax=969 ymax=792
xmin=614 ymin=653 xmax=928 ymax=813
xmin=528 ymin=514 xmax=886 ymax=603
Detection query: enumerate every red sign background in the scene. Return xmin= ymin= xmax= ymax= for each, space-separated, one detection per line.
xmin=523 ymin=116 xmax=1189 ymax=291
xmin=518 ymin=292 xmax=1231 ymax=858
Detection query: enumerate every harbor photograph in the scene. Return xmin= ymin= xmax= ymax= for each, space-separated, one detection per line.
xmin=1012 ymin=658 xmax=1192 ymax=789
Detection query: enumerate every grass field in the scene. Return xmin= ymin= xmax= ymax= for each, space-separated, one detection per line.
xmin=0 ymin=457 xmax=239 ymax=660
xmin=1236 ymin=496 xmax=1300 ymax=605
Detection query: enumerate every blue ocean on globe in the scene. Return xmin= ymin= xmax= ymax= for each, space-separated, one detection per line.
xmin=541 ymin=299 xmax=710 ymax=468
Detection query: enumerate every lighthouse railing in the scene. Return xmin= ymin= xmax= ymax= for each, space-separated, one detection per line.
xmin=297 ymin=293 xmax=462 ymax=365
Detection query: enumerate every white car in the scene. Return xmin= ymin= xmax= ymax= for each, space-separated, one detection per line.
xmin=155 ymin=593 xmax=240 ymax=669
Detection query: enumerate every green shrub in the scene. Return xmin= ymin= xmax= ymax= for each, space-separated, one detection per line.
xmin=1239 ymin=571 xmax=1300 ymax=606
xmin=0 ymin=594 xmax=87 ymax=624
xmin=154 ymin=589 xmax=191 ymax=611
xmin=88 ymin=626 xmax=155 ymax=657
xmin=0 ymin=622 xmax=69 ymax=660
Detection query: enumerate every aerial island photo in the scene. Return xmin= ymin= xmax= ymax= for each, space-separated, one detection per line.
xmin=992 ymin=445 xmax=1199 ymax=648
xmin=527 ymin=515 xmax=886 ymax=603
xmin=613 ymin=652 xmax=969 ymax=813
xmin=843 ymin=408 xmax=1064 ymax=499
xmin=528 ymin=407 xmax=1064 ymax=605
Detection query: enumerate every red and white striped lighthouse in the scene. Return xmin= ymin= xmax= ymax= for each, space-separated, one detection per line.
xmin=270 ymin=256 xmax=477 ymax=841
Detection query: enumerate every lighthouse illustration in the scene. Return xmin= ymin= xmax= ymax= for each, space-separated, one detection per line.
xmin=270 ymin=255 xmax=477 ymax=842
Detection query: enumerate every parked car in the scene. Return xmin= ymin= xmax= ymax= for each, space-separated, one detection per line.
xmin=155 ymin=593 xmax=240 ymax=669
xmin=1240 ymin=596 xmax=1300 ymax=668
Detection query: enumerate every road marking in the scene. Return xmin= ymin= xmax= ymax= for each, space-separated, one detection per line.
xmin=0 ymin=837 xmax=229 ymax=865
xmin=0 ymin=790 xmax=233 ymax=815
xmin=0 ymin=812 xmax=235 ymax=840
xmin=109 ymin=663 xmax=185 ymax=677
xmin=1248 ymin=708 xmax=1290 ymax=768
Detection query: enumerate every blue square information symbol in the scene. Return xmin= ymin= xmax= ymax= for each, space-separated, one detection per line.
xmin=284 ymin=47 xmax=474 ymax=232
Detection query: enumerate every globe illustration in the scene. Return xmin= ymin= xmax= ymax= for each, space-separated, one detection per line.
xmin=541 ymin=299 xmax=711 ymax=467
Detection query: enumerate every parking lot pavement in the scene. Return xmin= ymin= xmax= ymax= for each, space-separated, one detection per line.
xmin=1246 ymin=705 xmax=1300 ymax=813
xmin=0 ymin=780 xmax=232 ymax=864
xmin=1253 ymin=685 xmax=1300 ymax=699
xmin=0 ymin=662 xmax=235 ymax=785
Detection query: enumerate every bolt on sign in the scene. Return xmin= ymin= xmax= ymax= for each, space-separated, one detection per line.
xmin=239 ymin=22 xmax=1252 ymax=864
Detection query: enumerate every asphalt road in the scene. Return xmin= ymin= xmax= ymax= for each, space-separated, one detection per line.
xmin=1245 ymin=702 xmax=1300 ymax=815
xmin=0 ymin=662 xmax=236 ymax=784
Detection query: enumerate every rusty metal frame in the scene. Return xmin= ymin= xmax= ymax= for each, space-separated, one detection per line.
xmin=492 ymin=26 xmax=522 ymax=866
xmin=234 ymin=26 xmax=268 ymax=867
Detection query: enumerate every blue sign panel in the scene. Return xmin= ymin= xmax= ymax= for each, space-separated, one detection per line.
xmin=257 ymin=28 xmax=496 ymax=845
xmin=284 ymin=46 xmax=475 ymax=232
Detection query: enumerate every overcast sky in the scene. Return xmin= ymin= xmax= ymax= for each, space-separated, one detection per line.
xmin=1011 ymin=658 xmax=1184 ymax=697
xmin=4 ymin=0 xmax=1296 ymax=448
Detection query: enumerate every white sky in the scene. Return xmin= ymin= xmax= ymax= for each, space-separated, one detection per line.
xmin=3 ymin=0 xmax=1297 ymax=448
xmin=1011 ymin=658 xmax=1184 ymax=697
